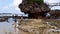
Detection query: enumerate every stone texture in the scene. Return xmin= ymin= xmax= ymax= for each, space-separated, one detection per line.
xmin=17 ymin=19 xmax=60 ymax=34
xmin=18 ymin=19 xmax=46 ymax=34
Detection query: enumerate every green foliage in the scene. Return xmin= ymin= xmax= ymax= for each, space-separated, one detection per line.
xmin=34 ymin=0 xmax=43 ymax=4
xmin=28 ymin=0 xmax=43 ymax=4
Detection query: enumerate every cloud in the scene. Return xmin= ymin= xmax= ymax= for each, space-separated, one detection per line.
xmin=11 ymin=0 xmax=23 ymax=13
xmin=44 ymin=0 xmax=60 ymax=10
xmin=44 ymin=0 xmax=60 ymax=3
xmin=0 ymin=0 xmax=24 ymax=14
xmin=13 ymin=0 xmax=22 ymax=7
xmin=51 ymin=6 xmax=60 ymax=10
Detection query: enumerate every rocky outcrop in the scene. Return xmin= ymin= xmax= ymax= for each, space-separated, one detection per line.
xmin=18 ymin=0 xmax=50 ymax=18
xmin=18 ymin=19 xmax=47 ymax=34
xmin=17 ymin=19 xmax=60 ymax=34
xmin=50 ymin=10 xmax=60 ymax=19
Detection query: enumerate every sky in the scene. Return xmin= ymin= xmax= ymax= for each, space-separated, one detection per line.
xmin=44 ymin=0 xmax=60 ymax=10
xmin=0 ymin=0 xmax=60 ymax=14
xmin=0 ymin=0 xmax=23 ymax=14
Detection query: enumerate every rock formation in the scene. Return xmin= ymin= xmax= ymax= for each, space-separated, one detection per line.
xmin=18 ymin=19 xmax=60 ymax=34
xmin=18 ymin=0 xmax=50 ymax=19
xmin=18 ymin=19 xmax=47 ymax=34
xmin=50 ymin=10 xmax=60 ymax=19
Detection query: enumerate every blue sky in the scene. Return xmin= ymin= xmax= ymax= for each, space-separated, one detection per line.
xmin=0 ymin=0 xmax=23 ymax=14
xmin=0 ymin=0 xmax=12 ymax=7
xmin=0 ymin=0 xmax=60 ymax=14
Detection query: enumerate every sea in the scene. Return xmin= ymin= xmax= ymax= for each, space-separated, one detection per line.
xmin=0 ymin=18 xmax=18 ymax=34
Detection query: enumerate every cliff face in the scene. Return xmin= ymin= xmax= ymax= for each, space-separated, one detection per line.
xmin=18 ymin=0 xmax=50 ymax=18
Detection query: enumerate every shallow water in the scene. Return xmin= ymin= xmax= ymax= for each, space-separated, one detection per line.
xmin=0 ymin=18 xmax=16 ymax=34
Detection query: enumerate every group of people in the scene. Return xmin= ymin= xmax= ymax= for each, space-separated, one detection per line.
xmin=13 ymin=15 xmax=23 ymax=23
xmin=7 ymin=14 xmax=23 ymax=23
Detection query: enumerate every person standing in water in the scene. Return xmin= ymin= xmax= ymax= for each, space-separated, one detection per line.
xmin=13 ymin=14 xmax=18 ymax=22
xmin=12 ymin=14 xmax=18 ymax=32
xmin=18 ymin=15 xmax=23 ymax=25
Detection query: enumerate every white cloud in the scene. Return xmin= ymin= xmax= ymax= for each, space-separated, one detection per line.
xmin=13 ymin=0 xmax=22 ymax=7
xmin=51 ymin=6 xmax=60 ymax=10
xmin=12 ymin=0 xmax=22 ymax=10
xmin=10 ymin=0 xmax=23 ymax=14
xmin=44 ymin=0 xmax=60 ymax=3
xmin=44 ymin=0 xmax=60 ymax=10
xmin=0 ymin=0 xmax=24 ymax=14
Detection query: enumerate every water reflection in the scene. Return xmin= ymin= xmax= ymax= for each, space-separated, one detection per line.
xmin=0 ymin=18 xmax=15 ymax=34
